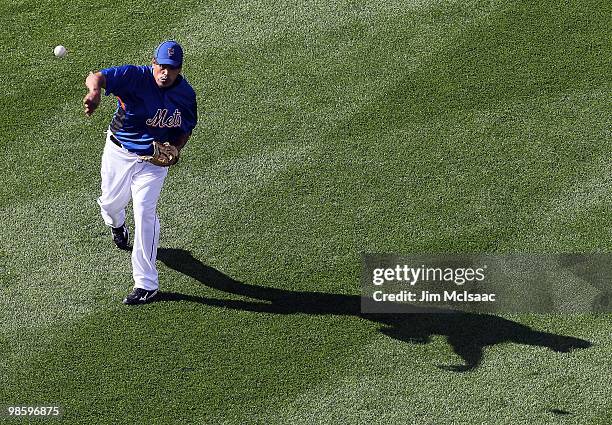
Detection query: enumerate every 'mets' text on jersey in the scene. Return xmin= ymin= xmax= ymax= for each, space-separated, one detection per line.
xmin=101 ymin=65 xmax=197 ymax=154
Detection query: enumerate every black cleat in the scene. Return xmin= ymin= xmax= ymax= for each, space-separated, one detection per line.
xmin=123 ymin=288 xmax=159 ymax=305
xmin=111 ymin=224 xmax=130 ymax=250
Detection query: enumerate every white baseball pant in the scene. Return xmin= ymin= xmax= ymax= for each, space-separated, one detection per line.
xmin=97 ymin=131 xmax=168 ymax=291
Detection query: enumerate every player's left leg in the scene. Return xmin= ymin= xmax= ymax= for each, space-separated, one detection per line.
xmin=129 ymin=163 xmax=169 ymax=296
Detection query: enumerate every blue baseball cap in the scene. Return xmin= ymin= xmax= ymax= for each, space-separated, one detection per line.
xmin=154 ymin=40 xmax=183 ymax=67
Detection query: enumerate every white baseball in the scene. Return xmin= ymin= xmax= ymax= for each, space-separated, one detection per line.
xmin=53 ymin=45 xmax=67 ymax=58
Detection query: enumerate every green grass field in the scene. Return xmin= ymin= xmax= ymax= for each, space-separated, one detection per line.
xmin=1 ymin=0 xmax=610 ymax=423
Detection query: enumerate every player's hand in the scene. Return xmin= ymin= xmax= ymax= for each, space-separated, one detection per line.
xmin=83 ymin=90 xmax=101 ymax=116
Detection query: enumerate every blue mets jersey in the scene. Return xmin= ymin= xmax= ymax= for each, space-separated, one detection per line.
xmin=101 ymin=65 xmax=197 ymax=155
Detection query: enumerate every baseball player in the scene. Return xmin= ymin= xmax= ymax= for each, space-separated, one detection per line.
xmin=83 ymin=40 xmax=197 ymax=305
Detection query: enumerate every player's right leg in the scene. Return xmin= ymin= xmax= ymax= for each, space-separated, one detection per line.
xmin=97 ymin=132 xmax=137 ymax=247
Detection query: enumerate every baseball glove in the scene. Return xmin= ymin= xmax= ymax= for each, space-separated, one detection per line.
xmin=139 ymin=142 xmax=179 ymax=167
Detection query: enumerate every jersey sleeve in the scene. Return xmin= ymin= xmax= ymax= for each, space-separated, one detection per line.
xmin=100 ymin=65 xmax=144 ymax=97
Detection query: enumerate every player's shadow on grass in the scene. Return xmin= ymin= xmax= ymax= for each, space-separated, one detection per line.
xmin=156 ymin=248 xmax=592 ymax=372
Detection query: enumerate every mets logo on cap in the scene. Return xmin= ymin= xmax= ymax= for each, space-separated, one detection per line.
xmin=167 ymin=47 xmax=174 ymax=57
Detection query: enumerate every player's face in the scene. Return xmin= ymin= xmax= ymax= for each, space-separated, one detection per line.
xmin=152 ymin=60 xmax=181 ymax=88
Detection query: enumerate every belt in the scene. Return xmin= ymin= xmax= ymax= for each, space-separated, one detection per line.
xmin=109 ymin=134 xmax=122 ymax=148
